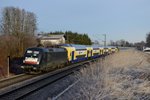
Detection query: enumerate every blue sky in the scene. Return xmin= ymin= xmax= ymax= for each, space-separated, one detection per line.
xmin=0 ymin=0 xmax=150 ymax=43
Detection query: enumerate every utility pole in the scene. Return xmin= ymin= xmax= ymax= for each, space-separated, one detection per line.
xmin=66 ymin=32 xmax=69 ymax=44
xmin=103 ymin=34 xmax=106 ymax=47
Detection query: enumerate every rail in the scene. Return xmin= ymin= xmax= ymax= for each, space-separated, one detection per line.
xmin=0 ymin=59 xmax=92 ymax=100
xmin=0 ymin=74 xmax=36 ymax=89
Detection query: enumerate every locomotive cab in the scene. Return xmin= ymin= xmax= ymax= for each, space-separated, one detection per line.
xmin=21 ymin=47 xmax=48 ymax=72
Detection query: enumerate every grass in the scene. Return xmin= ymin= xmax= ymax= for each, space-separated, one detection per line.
xmin=59 ymin=49 xmax=150 ymax=100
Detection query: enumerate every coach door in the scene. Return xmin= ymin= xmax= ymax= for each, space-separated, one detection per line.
xmin=87 ymin=50 xmax=89 ymax=58
xmin=100 ymin=49 xmax=101 ymax=55
xmin=71 ymin=51 xmax=74 ymax=61
xmin=91 ymin=50 xmax=92 ymax=57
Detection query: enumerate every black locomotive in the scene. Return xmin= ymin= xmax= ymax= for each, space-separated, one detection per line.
xmin=21 ymin=47 xmax=68 ymax=72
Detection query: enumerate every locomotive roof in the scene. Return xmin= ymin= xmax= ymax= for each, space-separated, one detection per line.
xmin=27 ymin=47 xmax=49 ymax=52
xmin=27 ymin=47 xmax=66 ymax=52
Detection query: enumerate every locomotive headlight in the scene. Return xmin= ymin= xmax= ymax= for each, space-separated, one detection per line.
xmin=37 ymin=61 xmax=39 ymax=65
xmin=33 ymin=67 xmax=37 ymax=70
xmin=21 ymin=66 xmax=24 ymax=69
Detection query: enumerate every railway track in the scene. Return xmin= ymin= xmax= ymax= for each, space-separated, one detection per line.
xmin=0 ymin=74 xmax=36 ymax=89
xmin=0 ymin=59 xmax=92 ymax=100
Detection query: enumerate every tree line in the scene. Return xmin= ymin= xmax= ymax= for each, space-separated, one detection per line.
xmin=136 ymin=32 xmax=150 ymax=50
xmin=44 ymin=31 xmax=92 ymax=45
xmin=146 ymin=33 xmax=150 ymax=47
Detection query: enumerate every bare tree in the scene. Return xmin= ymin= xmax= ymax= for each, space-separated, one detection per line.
xmin=146 ymin=32 xmax=150 ymax=47
xmin=110 ymin=40 xmax=115 ymax=46
xmin=0 ymin=7 xmax=37 ymax=56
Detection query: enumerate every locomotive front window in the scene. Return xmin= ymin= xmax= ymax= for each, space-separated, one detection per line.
xmin=25 ymin=50 xmax=40 ymax=58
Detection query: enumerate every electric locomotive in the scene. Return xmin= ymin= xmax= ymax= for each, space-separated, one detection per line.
xmin=21 ymin=47 xmax=68 ymax=72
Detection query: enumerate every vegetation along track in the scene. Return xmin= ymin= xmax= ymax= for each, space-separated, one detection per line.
xmin=0 ymin=59 xmax=92 ymax=100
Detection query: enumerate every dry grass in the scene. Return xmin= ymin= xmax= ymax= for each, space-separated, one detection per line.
xmin=60 ymin=49 xmax=150 ymax=100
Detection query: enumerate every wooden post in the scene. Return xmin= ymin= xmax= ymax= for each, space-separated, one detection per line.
xmin=7 ymin=56 xmax=10 ymax=77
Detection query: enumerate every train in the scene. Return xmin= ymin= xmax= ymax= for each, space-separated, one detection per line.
xmin=21 ymin=44 xmax=119 ymax=73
